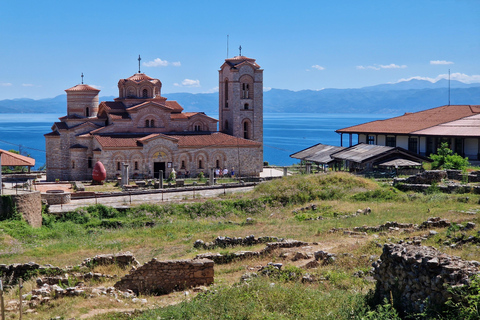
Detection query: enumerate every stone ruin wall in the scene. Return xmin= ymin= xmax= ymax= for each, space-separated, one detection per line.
xmin=0 ymin=191 xmax=42 ymax=228
xmin=373 ymin=243 xmax=479 ymax=313
xmin=114 ymin=258 xmax=214 ymax=295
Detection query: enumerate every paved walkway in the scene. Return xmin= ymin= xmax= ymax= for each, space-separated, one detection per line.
xmin=48 ymin=186 xmax=255 ymax=213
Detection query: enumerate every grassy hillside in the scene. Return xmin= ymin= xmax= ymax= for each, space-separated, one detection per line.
xmin=1 ymin=172 xmax=479 ymax=319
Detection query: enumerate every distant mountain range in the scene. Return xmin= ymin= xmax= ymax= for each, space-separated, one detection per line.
xmin=1 ymin=79 xmax=479 ymax=115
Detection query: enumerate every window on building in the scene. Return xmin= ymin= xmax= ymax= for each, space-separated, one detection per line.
xmin=408 ymin=137 xmax=418 ymax=153
xmin=244 ymin=103 xmax=249 ymax=110
xmin=143 ymin=89 xmax=148 ymax=98
xmin=367 ymin=135 xmax=375 ymax=145
xmin=145 ymin=119 xmax=150 ymax=127
xmin=455 ymin=138 xmax=464 ymax=156
xmin=117 ymin=162 xmax=121 ymax=171
xmin=216 ymin=160 xmax=220 ymax=168
xmin=194 ymin=125 xmax=201 ymax=132
xmin=85 ymin=107 xmax=90 ymax=117
xmin=426 ymin=137 xmax=433 ymax=155
xmin=87 ymin=157 xmax=92 ymax=169
xmin=198 ymin=160 xmax=203 ymax=169
xmin=386 ymin=136 xmax=396 ymax=147
xmin=150 ymin=119 xmax=155 ymax=127
xmin=225 ymin=120 xmax=229 ymax=130
xmin=224 ymin=79 xmax=229 ymax=108
xmin=242 ymin=83 xmax=250 ymax=99
xmin=134 ymin=161 xmax=138 ymax=170
xmin=72 ymin=161 xmax=75 ymax=169
xmin=181 ymin=160 xmax=185 ymax=169
xmin=243 ymin=122 xmax=249 ymax=139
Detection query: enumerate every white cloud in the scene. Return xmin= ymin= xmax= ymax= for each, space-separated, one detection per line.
xmin=22 ymin=83 xmax=34 ymax=87
xmin=396 ymin=73 xmax=480 ymax=84
xmin=311 ymin=65 xmax=325 ymax=71
xmin=143 ymin=58 xmax=169 ymax=67
xmin=172 ymin=61 xmax=181 ymax=67
xmin=263 ymin=87 xmax=272 ymax=92
xmin=357 ymin=63 xmax=406 ymax=70
xmin=430 ymin=60 xmax=454 ymax=65
xmin=174 ymin=79 xmax=201 ymax=87
xmin=0 ymin=83 xmax=12 ymax=86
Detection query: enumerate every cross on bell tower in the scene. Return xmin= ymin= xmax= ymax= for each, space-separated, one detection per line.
xmin=138 ymin=55 xmax=141 ymax=73
xmin=239 ymin=45 xmax=242 ymax=56
xmin=81 ymin=73 xmax=84 ymax=84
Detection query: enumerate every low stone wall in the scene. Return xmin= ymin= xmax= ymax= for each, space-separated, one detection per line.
xmin=447 ymin=170 xmax=480 ymax=182
xmin=41 ymin=190 xmax=71 ymax=205
xmin=402 ymin=170 xmax=447 ymax=184
xmin=114 ymin=258 xmax=214 ymax=295
xmin=372 ymin=243 xmax=480 ymax=313
xmin=0 ymin=192 xmax=42 ymax=227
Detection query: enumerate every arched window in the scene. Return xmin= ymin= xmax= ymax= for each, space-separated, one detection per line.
xmin=134 ymin=161 xmax=138 ymax=170
xmin=216 ymin=160 xmax=220 ymax=168
xmin=244 ymin=121 xmax=249 ymax=139
xmin=194 ymin=125 xmax=201 ymax=132
xmin=117 ymin=161 xmax=121 ymax=171
xmin=244 ymin=103 xmax=249 ymax=110
xmin=224 ymin=79 xmax=229 ymax=108
xmin=145 ymin=119 xmax=150 ymax=127
xmin=72 ymin=160 xmax=75 ymax=169
xmin=181 ymin=160 xmax=186 ymax=169
xmin=85 ymin=107 xmax=90 ymax=117
xmin=198 ymin=160 xmax=203 ymax=169
xmin=142 ymin=89 xmax=148 ymax=98
xmin=242 ymin=83 xmax=250 ymax=99
xmin=150 ymin=119 xmax=155 ymax=127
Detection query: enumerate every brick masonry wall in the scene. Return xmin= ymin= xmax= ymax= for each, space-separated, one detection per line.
xmin=114 ymin=258 xmax=214 ymax=294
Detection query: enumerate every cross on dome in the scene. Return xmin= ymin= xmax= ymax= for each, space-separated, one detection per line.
xmin=138 ymin=55 xmax=141 ymax=73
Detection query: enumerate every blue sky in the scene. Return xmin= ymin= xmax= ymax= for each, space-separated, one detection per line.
xmin=1 ymin=0 xmax=479 ymax=99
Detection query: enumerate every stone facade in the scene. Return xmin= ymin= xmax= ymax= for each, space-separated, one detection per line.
xmin=45 ymin=56 xmax=263 ymax=181
xmin=114 ymin=258 xmax=214 ymax=294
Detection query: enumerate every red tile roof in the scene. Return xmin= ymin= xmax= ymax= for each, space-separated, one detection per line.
xmin=65 ymin=84 xmax=100 ymax=92
xmin=94 ymin=136 xmax=142 ymax=148
xmin=170 ymin=132 xmax=261 ymax=147
xmin=170 ymin=112 xmax=200 ymax=120
xmin=165 ymin=100 xmax=184 ymax=112
xmin=336 ymin=105 xmax=480 ymax=134
xmin=0 ymin=149 xmax=35 ymax=167
xmin=126 ymin=73 xmax=155 ymax=81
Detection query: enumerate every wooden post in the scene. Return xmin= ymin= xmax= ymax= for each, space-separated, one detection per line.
xmin=0 ymin=280 xmax=5 ymax=320
xmin=19 ymin=278 xmax=23 ymax=320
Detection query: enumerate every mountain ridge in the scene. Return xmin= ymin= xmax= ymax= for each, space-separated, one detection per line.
xmin=1 ymin=79 xmax=479 ymax=115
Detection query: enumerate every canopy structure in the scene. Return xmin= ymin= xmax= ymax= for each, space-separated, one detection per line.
xmin=378 ymin=159 xmax=422 ymax=167
xmin=0 ymin=149 xmax=35 ymax=167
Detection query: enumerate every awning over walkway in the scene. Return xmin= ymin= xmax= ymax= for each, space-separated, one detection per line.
xmin=290 ymin=143 xmax=346 ymax=164
xmin=0 ymin=149 xmax=35 ymax=167
xmin=377 ymin=159 xmax=422 ymax=167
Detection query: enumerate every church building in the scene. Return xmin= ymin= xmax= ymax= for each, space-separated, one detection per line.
xmin=45 ymin=55 xmax=263 ymax=181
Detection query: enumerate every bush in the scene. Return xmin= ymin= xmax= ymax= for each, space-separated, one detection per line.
xmin=430 ymin=142 xmax=469 ymax=170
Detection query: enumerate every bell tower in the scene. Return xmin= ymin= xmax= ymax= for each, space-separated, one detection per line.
xmin=219 ymin=53 xmax=263 ymax=146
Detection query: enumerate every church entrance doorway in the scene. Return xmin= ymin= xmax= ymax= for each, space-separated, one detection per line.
xmin=154 ymin=162 xmax=166 ymax=179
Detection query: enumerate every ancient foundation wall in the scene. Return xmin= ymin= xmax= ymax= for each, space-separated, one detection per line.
xmin=373 ymin=243 xmax=479 ymax=313
xmin=0 ymin=192 xmax=42 ymax=228
xmin=114 ymin=258 xmax=214 ymax=294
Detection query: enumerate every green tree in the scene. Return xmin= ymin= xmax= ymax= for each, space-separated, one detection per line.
xmin=429 ymin=142 xmax=469 ymax=170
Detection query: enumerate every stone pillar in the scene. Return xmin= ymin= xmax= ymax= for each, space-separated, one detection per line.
xmin=122 ymin=163 xmax=129 ymax=187
xmin=209 ymin=168 xmax=215 ymax=185
xmin=283 ymin=167 xmax=288 ymax=177
xmin=306 ymin=163 xmax=311 ymax=174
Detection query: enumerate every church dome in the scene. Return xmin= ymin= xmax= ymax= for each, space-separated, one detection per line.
xmin=65 ymin=84 xmax=100 ymax=92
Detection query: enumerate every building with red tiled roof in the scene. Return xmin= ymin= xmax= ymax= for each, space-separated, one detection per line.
xmin=336 ymin=104 xmax=480 ymax=159
xmin=45 ymin=55 xmax=263 ymax=181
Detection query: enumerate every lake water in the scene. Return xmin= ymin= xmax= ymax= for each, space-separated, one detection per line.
xmin=0 ymin=113 xmax=392 ymax=168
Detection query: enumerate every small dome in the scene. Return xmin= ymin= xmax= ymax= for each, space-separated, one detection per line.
xmin=65 ymin=84 xmax=100 ymax=92
xmin=126 ymin=73 xmax=155 ymax=82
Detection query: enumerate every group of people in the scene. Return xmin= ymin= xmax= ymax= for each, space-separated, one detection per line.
xmin=215 ymin=167 xmax=234 ymax=178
